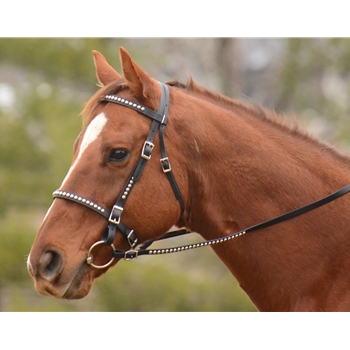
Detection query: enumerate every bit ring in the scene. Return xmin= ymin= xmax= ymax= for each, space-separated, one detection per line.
xmin=86 ymin=240 xmax=115 ymax=269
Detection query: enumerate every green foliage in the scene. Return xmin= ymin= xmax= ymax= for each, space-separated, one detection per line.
xmin=3 ymin=38 xmax=350 ymax=312
xmin=0 ymin=38 xmax=257 ymax=311
xmin=0 ymin=38 xmax=124 ymax=85
xmin=93 ymin=233 xmax=257 ymax=311
xmin=278 ymin=38 xmax=350 ymax=148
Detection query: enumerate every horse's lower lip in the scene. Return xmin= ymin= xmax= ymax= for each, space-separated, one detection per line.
xmin=61 ymin=263 xmax=92 ymax=299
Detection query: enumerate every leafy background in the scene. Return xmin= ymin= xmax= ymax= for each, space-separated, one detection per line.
xmin=1 ymin=38 xmax=350 ymax=311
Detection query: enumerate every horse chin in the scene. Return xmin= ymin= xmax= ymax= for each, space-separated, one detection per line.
xmin=62 ymin=261 xmax=113 ymax=299
xmin=61 ymin=263 xmax=94 ymax=300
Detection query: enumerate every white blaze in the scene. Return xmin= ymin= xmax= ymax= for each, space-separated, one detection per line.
xmin=61 ymin=112 xmax=108 ymax=188
xmin=41 ymin=112 xmax=108 ymax=226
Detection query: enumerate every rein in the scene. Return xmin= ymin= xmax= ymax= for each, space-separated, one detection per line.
xmin=53 ymin=184 xmax=350 ymax=266
xmin=52 ymin=82 xmax=350 ymax=268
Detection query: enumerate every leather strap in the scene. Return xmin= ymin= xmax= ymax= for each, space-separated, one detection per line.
xmin=53 ymin=82 xmax=350 ymax=263
xmin=111 ymin=183 xmax=350 ymax=259
xmin=242 ymin=183 xmax=350 ymax=233
xmin=54 ymin=82 xmax=186 ymax=253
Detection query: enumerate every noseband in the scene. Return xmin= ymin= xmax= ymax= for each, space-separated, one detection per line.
xmin=52 ymin=82 xmax=350 ymax=269
xmin=53 ymin=82 xmax=186 ymax=267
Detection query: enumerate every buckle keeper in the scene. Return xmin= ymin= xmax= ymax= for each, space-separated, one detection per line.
xmin=160 ymin=157 xmax=172 ymax=173
xmin=124 ymin=250 xmax=139 ymax=261
xmin=109 ymin=205 xmax=123 ymax=225
xmin=127 ymin=230 xmax=138 ymax=248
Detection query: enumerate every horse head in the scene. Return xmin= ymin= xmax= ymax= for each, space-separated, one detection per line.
xmin=27 ymin=48 xmax=187 ymax=299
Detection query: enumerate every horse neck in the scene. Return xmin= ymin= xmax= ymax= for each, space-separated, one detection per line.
xmin=171 ymin=90 xmax=350 ymax=311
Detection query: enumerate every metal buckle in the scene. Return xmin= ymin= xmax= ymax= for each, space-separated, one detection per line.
xmin=124 ymin=249 xmax=139 ymax=261
xmin=141 ymin=141 xmax=154 ymax=160
xmin=109 ymin=205 xmax=123 ymax=225
xmin=160 ymin=157 xmax=172 ymax=173
xmin=127 ymin=230 xmax=138 ymax=248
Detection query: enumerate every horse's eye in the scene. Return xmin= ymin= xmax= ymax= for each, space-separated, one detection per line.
xmin=108 ymin=149 xmax=129 ymax=162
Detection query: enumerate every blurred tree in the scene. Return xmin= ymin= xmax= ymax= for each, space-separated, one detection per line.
xmin=3 ymin=38 xmax=350 ymax=312
xmin=277 ymin=38 xmax=350 ymax=149
xmin=0 ymin=38 xmax=257 ymax=311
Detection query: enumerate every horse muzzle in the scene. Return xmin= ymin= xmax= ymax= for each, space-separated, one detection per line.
xmin=27 ymin=248 xmax=93 ymax=299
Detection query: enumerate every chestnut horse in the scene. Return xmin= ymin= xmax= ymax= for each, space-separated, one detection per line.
xmin=27 ymin=47 xmax=350 ymax=311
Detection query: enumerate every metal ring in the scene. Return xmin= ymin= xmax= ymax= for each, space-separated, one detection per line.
xmin=86 ymin=240 xmax=115 ymax=269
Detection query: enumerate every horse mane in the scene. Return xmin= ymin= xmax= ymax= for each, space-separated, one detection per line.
xmin=167 ymin=78 xmax=302 ymax=133
xmin=167 ymin=78 xmax=350 ymax=167
xmin=81 ymin=77 xmax=350 ymax=167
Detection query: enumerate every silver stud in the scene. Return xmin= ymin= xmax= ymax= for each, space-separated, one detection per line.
xmin=122 ymin=195 xmax=126 ymax=199
xmin=141 ymin=107 xmax=145 ymax=111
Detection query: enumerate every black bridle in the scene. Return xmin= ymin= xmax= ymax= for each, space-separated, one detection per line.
xmin=53 ymin=81 xmax=350 ymax=268
xmin=53 ymin=82 xmax=187 ymax=267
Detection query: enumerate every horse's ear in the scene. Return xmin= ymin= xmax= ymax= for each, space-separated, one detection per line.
xmin=119 ymin=47 xmax=160 ymax=109
xmin=93 ymin=50 xmax=122 ymax=86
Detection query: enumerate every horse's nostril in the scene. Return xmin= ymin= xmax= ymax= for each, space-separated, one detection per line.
xmin=38 ymin=250 xmax=64 ymax=282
